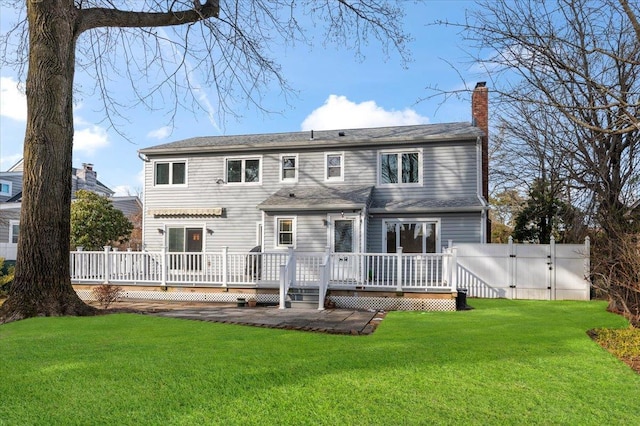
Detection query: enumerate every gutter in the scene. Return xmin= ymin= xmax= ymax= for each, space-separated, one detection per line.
xmin=139 ymin=134 xmax=482 ymax=157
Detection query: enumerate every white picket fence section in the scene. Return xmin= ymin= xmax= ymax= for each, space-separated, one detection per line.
xmin=455 ymin=237 xmax=590 ymax=300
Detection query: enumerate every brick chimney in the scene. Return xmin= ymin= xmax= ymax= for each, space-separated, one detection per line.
xmin=472 ymin=82 xmax=489 ymax=203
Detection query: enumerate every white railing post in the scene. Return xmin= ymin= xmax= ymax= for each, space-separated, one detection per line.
xmin=396 ymin=246 xmax=403 ymax=292
xmin=279 ymin=264 xmax=287 ymax=309
xmin=288 ymin=247 xmax=296 ymax=288
xmin=103 ymin=246 xmax=111 ymax=284
xmin=451 ymin=247 xmax=458 ymax=292
xmin=160 ymin=245 xmax=167 ymax=288
xmin=222 ymin=246 xmax=228 ymax=288
xmin=443 ymin=248 xmax=450 ymax=288
xmin=318 ymin=263 xmax=326 ymax=311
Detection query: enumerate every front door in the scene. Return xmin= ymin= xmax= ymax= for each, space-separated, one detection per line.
xmin=329 ymin=214 xmax=360 ymax=280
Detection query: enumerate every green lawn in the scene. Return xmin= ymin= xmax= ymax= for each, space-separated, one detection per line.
xmin=1 ymin=299 xmax=638 ymax=425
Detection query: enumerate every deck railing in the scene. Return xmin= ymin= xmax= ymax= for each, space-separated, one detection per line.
xmin=70 ymin=246 xmax=457 ymax=292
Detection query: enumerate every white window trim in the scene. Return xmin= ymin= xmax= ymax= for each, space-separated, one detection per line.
xmin=256 ymin=222 xmax=263 ymax=247
xmin=9 ymin=220 xmax=19 ymax=244
xmin=164 ymin=224 xmax=207 ymax=252
xmin=0 ymin=180 xmax=12 ymax=196
xmin=324 ymin=152 xmax=344 ymax=182
xmin=224 ymin=155 xmax=263 ymax=185
xmin=376 ymin=148 xmax=423 ymax=187
xmin=153 ymin=160 xmax=188 ymax=187
xmin=274 ymin=216 xmax=297 ymax=249
xmin=279 ymin=153 xmax=299 ymax=183
xmin=381 ymin=218 xmax=441 ymax=253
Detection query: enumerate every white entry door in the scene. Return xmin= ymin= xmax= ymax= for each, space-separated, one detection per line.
xmin=329 ymin=214 xmax=360 ymax=280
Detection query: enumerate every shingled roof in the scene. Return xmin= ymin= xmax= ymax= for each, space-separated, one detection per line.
xmin=139 ymin=122 xmax=484 ymax=156
xmin=258 ymin=185 xmax=374 ymax=211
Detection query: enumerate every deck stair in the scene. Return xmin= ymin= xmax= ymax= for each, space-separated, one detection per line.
xmin=287 ymin=287 xmax=320 ymax=310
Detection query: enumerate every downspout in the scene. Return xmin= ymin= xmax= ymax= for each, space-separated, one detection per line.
xmin=476 ymin=137 xmax=487 ymax=243
xmin=138 ymin=152 xmax=150 ymax=251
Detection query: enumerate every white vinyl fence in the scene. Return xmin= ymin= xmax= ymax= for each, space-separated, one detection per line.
xmin=0 ymin=243 xmax=17 ymax=261
xmin=455 ymin=237 xmax=590 ymax=300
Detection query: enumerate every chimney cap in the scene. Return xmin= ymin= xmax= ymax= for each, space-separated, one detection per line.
xmin=475 ymin=81 xmax=487 ymax=89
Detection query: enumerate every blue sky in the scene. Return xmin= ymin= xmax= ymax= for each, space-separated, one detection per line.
xmin=0 ymin=1 xmax=488 ymax=195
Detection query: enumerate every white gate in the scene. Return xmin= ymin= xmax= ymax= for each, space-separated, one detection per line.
xmin=454 ymin=237 xmax=590 ymax=300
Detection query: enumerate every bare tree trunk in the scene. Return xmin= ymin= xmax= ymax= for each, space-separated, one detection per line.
xmin=0 ymin=2 xmax=95 ymax=323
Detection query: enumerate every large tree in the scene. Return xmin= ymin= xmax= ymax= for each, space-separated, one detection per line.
xmin=0 ymin=1 xmax=409 ymax=324
xmin=457 ymin=0 xmax=640 ymax=320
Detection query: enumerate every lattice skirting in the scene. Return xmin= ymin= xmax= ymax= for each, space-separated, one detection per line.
xmin=75 ymin=290 xmax=279 ymax=304
xmin=75 ymin=290 xmax=455 ymax=311
xmin=328 ymin=296 xmax=456 ymax=311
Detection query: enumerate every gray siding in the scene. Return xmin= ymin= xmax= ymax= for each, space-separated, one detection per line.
xmin=0 ymin=173 xmax=23 ymax=202
xmin=0 ymin=208 xmax=21 ymax=242
xmin=143 ymin=138 xmax=483 ymax=252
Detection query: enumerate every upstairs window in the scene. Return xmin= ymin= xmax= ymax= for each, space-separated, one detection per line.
xmin=379 ymin=150 xmax=421 ymax=185
xmin=226 ymin=157 xmax=261 ymax=183
xmin=325 ymin=153 xmax=344 ymax=181
xmin=280 ymin=154 xmax=298 ymax=182
xmin=0 ymin=180 xmax=11 ymax=196
xmin=155 ymin=161 xmax=186 ymax=185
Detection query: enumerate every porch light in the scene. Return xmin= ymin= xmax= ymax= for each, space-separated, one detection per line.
xmin=207 ymin=228 xmax=214 ymax=235
xmin=157 ymin=228 xmax=164 ymax=234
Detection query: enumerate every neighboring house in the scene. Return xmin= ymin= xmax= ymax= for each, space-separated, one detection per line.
xmin=0 ymin=161 xmax=141 ymax=260
xmin=139 ymin=83 xmax=490 ymax=256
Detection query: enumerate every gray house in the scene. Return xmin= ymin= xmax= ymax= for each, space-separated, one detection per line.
xmin=139 ymin=84 xmax=490 ymax=257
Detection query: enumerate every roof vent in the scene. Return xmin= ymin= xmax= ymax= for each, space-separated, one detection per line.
xmin=338 ymin=131 xmax=345 ymax=137
xmin=289 ymin=193 xmax=295 ymax=198
xmin=310 ymin=130 xmax=314 ymax=140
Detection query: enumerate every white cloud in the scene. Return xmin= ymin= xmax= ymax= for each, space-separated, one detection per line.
xmin=111 ymin=167 xmax=144 ymax=197
xmin=73 ymin=125 xmax=110 ymax=156
xmin=301 ymin=95 xmax=429 ymax=131
xmin=0 ymin=76 xmax=27 ymax=122
xmin=147 ymin=126 xmax=172 ymax=140
xmin=0 ymin=153 xmax=22 ymax=171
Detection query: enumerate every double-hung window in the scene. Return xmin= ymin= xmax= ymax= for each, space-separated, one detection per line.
xmin=275 ymin=217 xmax=296 ymax=248
xmin=226 ymin=157 xmax=261 ymax=183
xmin=155 ymin=161 xmax=186 ymax=186
xmin=325 ymin=152 xmax=344 ymax=181
xmin=0 ymin=180 xmax=11 ymax=196
xmin=378 ymin=150 xmax=422 ymax=185
xmin=280 ymin=154 xmax=298 ymax=182
xmin=9 ymin=220 xmax=19 ymax=244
